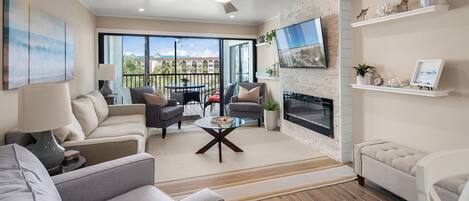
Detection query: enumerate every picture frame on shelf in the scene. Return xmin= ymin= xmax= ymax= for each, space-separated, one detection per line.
xmin=410 ymin=59 xmax=445 ymax=90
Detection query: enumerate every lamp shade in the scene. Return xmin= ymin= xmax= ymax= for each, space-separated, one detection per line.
xmin=18 ymin=82 xmax=73 ymax=132
xmin=97 ymin=64 xmax=116 ymax=81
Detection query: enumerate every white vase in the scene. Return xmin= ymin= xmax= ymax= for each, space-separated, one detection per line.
xmin=356 ymin=76 xmax=367 ymax=85
xmin=420 ymin=0 xmax=446 ymax=7
xmin=264 ymin=110 xmax=278 ymax=131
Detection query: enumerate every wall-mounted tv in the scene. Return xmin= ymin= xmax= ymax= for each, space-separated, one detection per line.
xmin=275 ymin=18 xmax=327 ymax=68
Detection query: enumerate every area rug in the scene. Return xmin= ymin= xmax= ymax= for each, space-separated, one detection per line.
xmin=146 ymin=125 xmax=326 ymax=183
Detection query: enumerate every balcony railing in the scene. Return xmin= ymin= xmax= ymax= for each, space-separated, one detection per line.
xmin=122 ymin=73 xmax=220 ymax=99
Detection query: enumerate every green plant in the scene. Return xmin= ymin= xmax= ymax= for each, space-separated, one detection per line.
xmin=353 ymin=64 xmax=375 ymax=77
xmin=264 ymin=100 xmax=280 ymax=111
xmin=265 ymin=67 xmax=273 ymax=75
xmin=266 ymin=30 xmax=276 ymax=45
xmin=181 ymin=77 xmax=189 ymax=83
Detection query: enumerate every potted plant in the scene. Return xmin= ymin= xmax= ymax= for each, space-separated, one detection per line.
xmin=265 ymin=67 xmax=273 ymax=77
xmin=263 ymin=100 xmax=280 ymax=131
xmin=181 ymin=77 xmax=189 ymax=86
xmin=353 ymin=64 xmax=375 ymax=85
xmin=265 ymin=30 xmax=276 ymax=45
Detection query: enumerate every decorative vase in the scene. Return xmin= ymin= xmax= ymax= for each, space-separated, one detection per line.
xmin=264 ymin=110 xmax=278 ymax=131
xmin=356 ymin=76 xmax=367 ymax=85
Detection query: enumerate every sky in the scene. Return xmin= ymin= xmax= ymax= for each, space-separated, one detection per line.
xmin=123 ymin=36 xmax=220 ymax=58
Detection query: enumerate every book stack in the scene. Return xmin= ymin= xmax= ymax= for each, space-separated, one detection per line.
xmin=63 ymin=150 xmax=80 ymax=165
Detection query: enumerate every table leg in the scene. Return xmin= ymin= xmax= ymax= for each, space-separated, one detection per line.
xmin=218 ymin=129 xmax=222 ymax=163
xmin=195 ymin=127 xmax=244 ymax=163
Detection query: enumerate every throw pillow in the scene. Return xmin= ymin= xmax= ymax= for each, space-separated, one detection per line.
xmin=85 ymin=90 xmax=109 ymax=124
xmin=237 ymin=86 xmax=260 ymax=102
xmin=72 ymin=97 xmax=99 ymax=136
xmin=53 ymin=114 xmax=86 ymax=142
xmin=143 ymin=90 xmax=168 ymax=106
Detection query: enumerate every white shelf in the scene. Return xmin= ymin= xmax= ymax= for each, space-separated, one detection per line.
xmin=256 ymin=43 xmax=269 ymax=47
xmin=257 ymin=76 xmax=280 ymax=81
xmin=351 ymin=5 xmax=449 ymax=28
xmin=351 ymin=84 xmax=450 ymax=97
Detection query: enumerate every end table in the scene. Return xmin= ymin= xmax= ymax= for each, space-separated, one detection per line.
xmin=49 ymin=155 xmax=86 ymax=176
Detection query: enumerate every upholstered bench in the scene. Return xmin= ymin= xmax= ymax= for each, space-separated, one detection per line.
xmin=354 ymin=140 xmax=468 ymax=201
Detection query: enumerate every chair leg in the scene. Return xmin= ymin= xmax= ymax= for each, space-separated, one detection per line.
xmin=178 ymin=121 xmax=182 ymax=130
xmin=258 ymin=119 xmax=262 ymax=127
xmin=162 ymin=128 xmax=167 ymax=139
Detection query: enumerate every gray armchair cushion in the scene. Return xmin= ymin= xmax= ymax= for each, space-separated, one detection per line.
xmin=228 ymin=102 xmax=262 ymax=113
xmin=53 ymin=153 xmax=155 ymax=201
xmin=238 ymin=82 xmax=266 ymax=100
xmin=107 ymin=186 xmax=173 ymax=201
xmin=0 ymin=144 xmax=62 ymax=201
xmin=160 ymin=105 xmax=184 ymax=120
xmin=130 ymin=87 xmax=154 ymax=104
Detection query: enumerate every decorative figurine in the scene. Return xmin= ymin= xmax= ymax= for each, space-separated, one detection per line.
xmin=376 ymin=3 xmax=394 ymax=17
xmin=397 ymin=0 xmax=410 ymax=12
xmin=357 ymin=7 xmax=369 ymax=21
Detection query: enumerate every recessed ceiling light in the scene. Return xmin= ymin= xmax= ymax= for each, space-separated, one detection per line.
xmin=229 ymin=15 xmax=235 ymax=18
xmin=138 ymin=8 xmax=145 ymax=12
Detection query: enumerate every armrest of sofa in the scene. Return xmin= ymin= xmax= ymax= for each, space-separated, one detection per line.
xmin=353 ymin=140 xmax=388 ymax=175
xmin=52 ymin=153 xmax=155 ymax=201
xmin=180 ymin=189 xmax=224 ymax=201
xmin=62 ymin=135 xmax=145 ymax=166
xmin=257 ymin=96 xmax=264 ymax=105
xmin=231 ymin=96 xmax=238 ymax=103
xmin=108 ymin=104 xmax=145 ymax=116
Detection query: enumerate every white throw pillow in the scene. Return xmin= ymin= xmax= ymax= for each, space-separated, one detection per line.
xmin=85 ymin=90 xmax=109 ymax=124
xmin=72 ymin=98 xmax=99 ymax=136
xmin=53 ymin=114 xmax=85 ymax=142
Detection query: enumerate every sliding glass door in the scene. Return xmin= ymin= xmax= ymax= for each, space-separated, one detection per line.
xmin=99 ymin=34 xmax=256 ymax=115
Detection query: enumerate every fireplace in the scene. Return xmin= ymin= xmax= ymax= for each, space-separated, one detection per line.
xmin=283 ymin=91 xmax=333 ymax=138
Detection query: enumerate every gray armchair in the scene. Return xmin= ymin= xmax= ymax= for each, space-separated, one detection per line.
xmin=226 ymin=82 xmax=266 ymax=127
xmin=0 ymin=144 xmax=224 ymax=201
xmin=130 ymin=87 xmax=184 ymax=139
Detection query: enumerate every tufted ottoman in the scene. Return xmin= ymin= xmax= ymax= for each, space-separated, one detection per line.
xmin=353 ymin=140 xmax=468 ymax=201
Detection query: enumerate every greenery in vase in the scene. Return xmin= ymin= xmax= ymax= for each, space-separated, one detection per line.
xmin=264 ymin=100 xmax=280 ymax=111
xmin=266 ymin=30 xmax=276 ymax=45
xmin=353 ymin=64 xmax=375 ymax=77
xmin=265 ymin=67 xmax=273 ymax=76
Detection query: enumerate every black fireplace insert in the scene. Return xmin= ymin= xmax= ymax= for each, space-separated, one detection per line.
xmin=283 ymin=91 xmax=333 ymax=138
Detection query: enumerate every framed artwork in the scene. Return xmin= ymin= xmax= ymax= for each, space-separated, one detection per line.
xmin=410 ymin=59 xmax=445 ymax=89
xmin=3 ymin=0 xmax=30 ymax=89
xmin=2 ymin=0 xmax=74 ymax=90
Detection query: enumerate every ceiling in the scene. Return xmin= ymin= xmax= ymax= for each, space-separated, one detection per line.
xmin=80 ymin=0 xmax=288 ymax=25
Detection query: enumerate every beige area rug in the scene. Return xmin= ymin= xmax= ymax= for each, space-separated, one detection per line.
xmin=147 ymin=125 xmax=326 ymax=183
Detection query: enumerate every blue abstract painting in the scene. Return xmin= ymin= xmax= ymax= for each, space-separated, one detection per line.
xmin=3 ymin=0 xmax=29 ymax=89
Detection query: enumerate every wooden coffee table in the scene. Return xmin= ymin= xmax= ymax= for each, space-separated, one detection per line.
xmin=194 ymin=117 xmax=245 ymax=163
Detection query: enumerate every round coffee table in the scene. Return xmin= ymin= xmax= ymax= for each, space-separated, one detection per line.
xmin=194 ymin=117 xmax=245 ymax=163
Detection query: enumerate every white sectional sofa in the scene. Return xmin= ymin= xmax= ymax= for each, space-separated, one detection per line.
xmin=53 ymin=90 xmax=148 ymax=165
xmin=354 ymin=140 xmax=468 ymax=201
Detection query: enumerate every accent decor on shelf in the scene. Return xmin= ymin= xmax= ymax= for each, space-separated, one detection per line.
xmin=356 ymin=7 xmax=369 ymax=21
xmin=410 ymin=59 xmax=445 ymax=90
xmin=353 ymin=64 xmax=375 ymax=85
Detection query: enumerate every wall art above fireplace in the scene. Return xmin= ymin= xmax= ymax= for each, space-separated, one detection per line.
xmin=283 ymin=91 xmax=333 ymax=138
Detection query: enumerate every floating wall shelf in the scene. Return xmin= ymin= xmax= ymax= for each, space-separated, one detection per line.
xmin=351 ymin=5 xmax=449 ymax=28
xmin=351 ymin=84 xmax=450 ymax=97
xmin=255 ymin=43 xmax=269 ymax=47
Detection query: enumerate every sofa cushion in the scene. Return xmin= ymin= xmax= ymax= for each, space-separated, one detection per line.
xmin=160 ymin=106 xmax=184 ymax=121
xmin=72 ymin=98 xmax=99 ymax=136
xmin=237 ymin=86 xmax=260 ymax=102
xmin=87 ymin=123 xmax=146 ymax=139
xmin=0 ymin=144 xmax=62 ymax=201
xmin=100 ymin=114 xmax=146 ymax=127
xmin=107 ymin=185 xmax=173 ymax=201
xmin=84 ymin=90 xmax=109 ymax=124
xmin=53 ymin=114 xmax=85 ymax=142
xmin=437 ymin=175 xmax=469 ymax=196
xmin=229 ymin=102 xmax=262 ymax=113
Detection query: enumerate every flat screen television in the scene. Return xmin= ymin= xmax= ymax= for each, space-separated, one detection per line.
xmin=275 ymin=18 xmax=327 ymax=68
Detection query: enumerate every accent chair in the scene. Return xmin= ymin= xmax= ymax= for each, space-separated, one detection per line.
xmin=130 ymin=86 xmax=184 ymax=139
xmin=226 ymin=82 xmax=266 ymax=127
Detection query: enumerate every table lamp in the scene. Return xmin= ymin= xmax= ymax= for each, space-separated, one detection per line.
xmin=18 ymin=82 xmax=73 ymax=170
xmin=98 ymin=64 xmax=116 ymax=96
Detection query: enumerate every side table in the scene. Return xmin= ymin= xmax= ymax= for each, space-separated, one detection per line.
xmin=49 ymin=155 xmax=86 ymax=176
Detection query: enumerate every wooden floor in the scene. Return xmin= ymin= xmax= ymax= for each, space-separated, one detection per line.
xmin=156 ymin=156 xmax=342 ymax=197
xmin=262 ymin=181 xmax=403 ymax=201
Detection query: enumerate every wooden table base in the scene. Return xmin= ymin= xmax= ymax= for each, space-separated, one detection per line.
xmin=196 ymin=127 xmax=243 ymax=163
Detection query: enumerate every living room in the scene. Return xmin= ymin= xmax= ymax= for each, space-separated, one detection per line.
xmin=1 ymin=0 xmax=468 ymax=201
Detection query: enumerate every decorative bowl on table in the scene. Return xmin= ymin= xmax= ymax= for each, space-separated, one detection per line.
xmin=210 ymin=116 xmax=234 ymax=126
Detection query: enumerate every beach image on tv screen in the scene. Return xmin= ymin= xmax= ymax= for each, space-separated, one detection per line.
xmin=276 ymin=19 xmax=326 ymax=68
